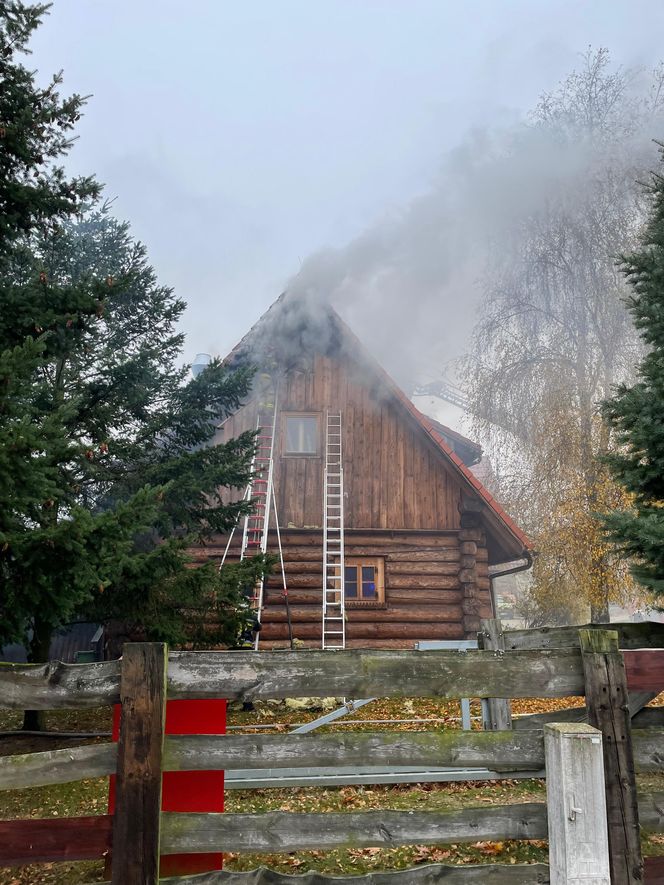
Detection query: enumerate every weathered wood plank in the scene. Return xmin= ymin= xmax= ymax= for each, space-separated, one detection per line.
xmin=111 ymin=643 xmax=167 ymax=885
xmin=0 ymin=742 xmax=117 ymax=790
xmin=0 ymin=658 xmax=120 ymax=710
xmin=0 ymin=647 xmax=584 ymax=709
xmin=167 ymin=648 xmax=585 ymax=701
xmin=260 ymin=638 xmax=424 ymax=649
xmin=160 ymin=803 xmax=548 ymax=854
xmin=386 ymin=562 xmax=460 ymax=577
xmin=263 ymin=606 xmax=464 ymax=624
xmin=503 ymin=622 xmax=664 ymax=652
xmin=160 ymin=863 xmax=552 ymax=883
xmin=633 ymin=707 xmax=664 ymax=728
xmin=0 ymin=814 xmax=113 ymax=865
xmin=580 ymin=629 xmax=643 ymax=884
xmin=515 ymin=701 xmax=663 ymax=731
xmin=260 ymin=622 xmax=467 ymax=641
xmin=513 ymin=708 xmax=587 ymax=731
xmin=386 ymin=588 xmax=462 ymax=605
xmin=163 ymin=730 xmax=545 ymax=773
xmin=628 ymin=691 xmax=660 ymax=718
xmin=278 ymin=532 xmax=458 ymax=548
xmin=388 ymin=574 xmax=462 ymax=589
xmin=638 ymin=790 xmax=664 ymax=833
xmin=479 ymin=620 xmax=512 ymax=731
xmin=4 ymin=727 xmax=663 ymax=792
xmin=387 ymin=549 xmax=461 ymax=562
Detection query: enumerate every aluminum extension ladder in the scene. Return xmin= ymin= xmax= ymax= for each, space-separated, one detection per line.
xmin=322 ymin=411 xmax=345 ymax=649
xmin=239 ymin=400 xmax=278 ymax=622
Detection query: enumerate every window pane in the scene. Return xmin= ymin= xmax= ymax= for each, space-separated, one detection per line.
xmin=345 ymin=566 xmax=357 ymax=598
xmin=361 ymin=566 xmax=377 ymax=599
xmin=285 ymin=416 xmax=318 ymax=453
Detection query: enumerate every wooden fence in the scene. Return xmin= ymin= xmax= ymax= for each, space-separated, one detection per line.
xmin=1 ymin=627 xmax=664 ymax=883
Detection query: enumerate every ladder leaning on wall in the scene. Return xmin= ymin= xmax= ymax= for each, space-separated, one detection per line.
xmin=322 ymin=411 xmax=346 ymax=649
xmin=220 ymin=387 xmax=292 ymax=649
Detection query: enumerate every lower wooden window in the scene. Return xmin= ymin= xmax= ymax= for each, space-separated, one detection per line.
xmin=344 ymin=557 xmax=385 ymax=606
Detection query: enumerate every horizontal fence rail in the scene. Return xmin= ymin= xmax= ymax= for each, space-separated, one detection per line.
xmin=0 ymin=658 xmax=120 ymax=710
xmin=3 ymin=790 xmax=663 ymax=867
xmin=160 ymin=804 xmax=549 ymax=854
xmin=0 ymin=647 xmax=587 ymax=710
xmin=0 ymin=815 xmax=113 ymax=866
xmin=167 ymin=649 xmax=585 ymax=701
xmin=5 ymin=728 xmax=664 ymax=792
xmin=500 ymin=620 xmax=664 ymax=651
xmin=3 ymin=643 xmax=660 ymax=711
xmin=514 ymin=704 xmax=664 ymax=731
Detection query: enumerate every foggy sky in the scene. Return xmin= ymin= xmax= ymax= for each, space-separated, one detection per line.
xmin=30 ymin=1 xmax=664 ymax=392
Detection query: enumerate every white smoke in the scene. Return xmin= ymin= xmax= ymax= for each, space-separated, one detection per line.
xmin=286 ymin=53 xmax=664 ymax=392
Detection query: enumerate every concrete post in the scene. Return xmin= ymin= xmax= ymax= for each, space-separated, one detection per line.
xmin=545 ymin=722 xmax=610 ymax=885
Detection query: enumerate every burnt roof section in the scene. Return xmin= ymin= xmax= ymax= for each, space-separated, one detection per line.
xmin=226 ymin=291 xmax=343 ymax=373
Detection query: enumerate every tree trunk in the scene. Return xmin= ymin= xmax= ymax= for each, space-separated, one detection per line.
xmin=22 ymin=616 xmax=52 ymax=731
xmin=591 ymin=600 xmax=611 ymax=623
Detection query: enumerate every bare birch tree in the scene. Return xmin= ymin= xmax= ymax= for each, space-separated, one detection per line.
xmin=466 ymin=49 xmax=664 ymax=622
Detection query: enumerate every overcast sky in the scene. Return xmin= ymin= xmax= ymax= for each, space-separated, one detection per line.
xmin=30 ymin=1 xmax=664 ymax=373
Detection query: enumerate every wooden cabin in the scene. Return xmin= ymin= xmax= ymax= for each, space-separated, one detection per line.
xmin=204 ymin=292 xmax=531 ymax=649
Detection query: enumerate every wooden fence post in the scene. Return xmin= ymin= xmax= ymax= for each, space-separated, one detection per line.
xmin=478 ymin=618 xmax=512 ymax=730
xmin=545 ymin=722 xmax=610 ymax=884
xmin=579 ymin=629 xmax=643 ymax=884
xmin=111 ymin=643 xmax=167 ymax=885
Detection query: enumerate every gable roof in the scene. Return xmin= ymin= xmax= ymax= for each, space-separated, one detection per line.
xmin=225 ymin=292 xmax=532 ymax=560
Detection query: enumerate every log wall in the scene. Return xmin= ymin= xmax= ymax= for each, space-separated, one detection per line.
xmin=204 ymin=347 xmax=501 ymax=648
xmin=200 ymin=529 xmax=493 ymax=648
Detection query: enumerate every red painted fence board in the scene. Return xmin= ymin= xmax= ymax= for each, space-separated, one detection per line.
xmin=646 ymin=855 xmax=664 ymax=884
xmin=160 ymin=698 xmax=225 ymax=876
xmin=109 ymin=698 xmax=226 ymax=876
xmin=625 ymin=650 xmax=664 ymax=692
xmin=0 ymin=815 xmax=112 ymax=866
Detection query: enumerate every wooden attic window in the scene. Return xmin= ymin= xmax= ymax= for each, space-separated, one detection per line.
xmin=345 ymin=557 xmax=385 ymax=607
xmin=282 ymin=413 xmax=319 ymax=456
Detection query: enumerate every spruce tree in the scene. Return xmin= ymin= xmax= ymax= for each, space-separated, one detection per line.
xmin=604 ymin=144 xmax=664 ymax=595
xmin=0 ymin=2 xmax=266 ymax=701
